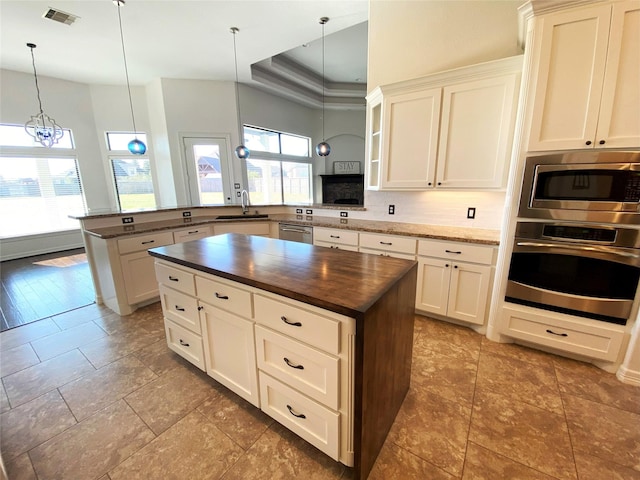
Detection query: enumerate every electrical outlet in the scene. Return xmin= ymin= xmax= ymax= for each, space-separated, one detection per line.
xmin=340 ymin=218 xmax=348 ymax=224
xmin=340 ymin=211 xmax=348 ymax=218
xmin=306 ymin=209 xmax=313 ymax=215
xmin=296 ymin=208 xmax=303 ymax=214
xmin=182 ymin=211 xmax=191 ymax=217
xmin=467 ymin=207 xmax=476 ymax=219
xmin=122 ymin=217 xmax=134 ymax=224
xmin=236 ymin=191 xmax=241 ymax=197
xmin=234 ymin=183 xmax=240 ymax=189
xmin=388 ymin=205 xmax=395 ymax=215
xmin=306 ymin=215 xmax=313 ymax=221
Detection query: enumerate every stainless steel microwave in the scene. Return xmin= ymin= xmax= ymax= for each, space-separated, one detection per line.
xmin=518 ymin=151 xmax=640 ymax=224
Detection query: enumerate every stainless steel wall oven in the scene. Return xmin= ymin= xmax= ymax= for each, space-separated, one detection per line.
xmin=506 ymin=222 xmax=640 ymax=325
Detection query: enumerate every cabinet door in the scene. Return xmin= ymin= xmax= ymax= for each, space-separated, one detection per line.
xmin=447 ymin=263 xmax=491 ymax=325
xmin=436 ymin=74 xmax=518 ymax=188
xmin=596 ymin=0 xmax=640 ymax=148
xmin=120 ymin=250 xmax=159 ymax=304
xmin=415 ymin=257 xmax=451 ymax=316
xmin=528 ymin=4 xmax=612 ymax=151
xmin=381 ymin=88 xmax=441 ymax=189
xmin=200 ymin=303 xmax=259 ymax=407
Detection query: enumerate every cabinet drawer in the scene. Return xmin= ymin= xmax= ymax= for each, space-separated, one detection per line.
xmin=501 ymin=305 xmax=625 ymax=362
xmin=159 ymin=285 xmax=200 ymax=334
xmin=155 ymin=262 xmax=196 ymax=296
xmin=315 ymin=241 xmax=359 ymax=252
xmin=256 ymin=325 xmax=339 ymax=410
xmin=173 ymin=226 xmax=212 ymax=243
xmin=313 ymin=228 xmax=358 ymax=246
xmin=359 ymin=247 xmax=416 ymax=260
xmin=254 ymin=294 xmax=340 ymax=355
xmin=418 ymin=239 xmax=494 ymax=265
xmin=118 ymin=231 xmax=174 ymax=254
xmin=196 ymin=276 xmax=253 ymax=318
xmin=164 ymin=319 xmax=205 ymax=371
xmin=259 ymin=371 xmax=339 ymax=461
xmin=359 ymin=233 xmax=416 ymax=255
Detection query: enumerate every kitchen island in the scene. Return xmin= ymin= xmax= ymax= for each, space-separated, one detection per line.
xmin=148 ymin=233 xmax=417 ymax=480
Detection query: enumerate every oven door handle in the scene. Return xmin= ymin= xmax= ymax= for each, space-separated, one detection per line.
xmin=515 ymin=242 xmax=640 ymax=265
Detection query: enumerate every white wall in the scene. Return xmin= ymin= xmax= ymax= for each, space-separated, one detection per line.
xmin=364 ymin=0 xmax=522 ymax=228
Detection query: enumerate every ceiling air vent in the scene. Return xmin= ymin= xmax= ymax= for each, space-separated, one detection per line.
xmin=42 ymin=8 xmax=79 ymax=25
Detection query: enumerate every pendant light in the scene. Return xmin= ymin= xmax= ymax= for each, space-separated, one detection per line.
xmin=231 ymin=27 xmax=250 ymax=160
xmin=315 ymin=17 xmax=331 ymax=157
xmin=24 ymin=43 xmax=64 ymax=148
xmin=114 ymin=0 xmax=146 ymax=155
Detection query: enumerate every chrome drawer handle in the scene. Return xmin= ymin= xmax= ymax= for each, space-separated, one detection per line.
xmin=179 ymin=339 xmax=190 ymax=347
xmin=175 ymin=305 xmax=185 ymax=312
xmin=284 ymin=358 xmax=304 ymax=370
xmin=168 ymin=276 xmax=179 ymax=282
xmin=215 ymin=293 xmax=229 ymax=300
xmin=546 ymin=329 xmax=568 ymax=337
xmin=281 ymin=316 xmax=302 ymax=327
xmin=141 ymin=240 xmax=155 ymax=245
xmin=445 ymin=249 xmax=462 ymax=254
xmin=286 ymin=404 xmax=306 ymax=419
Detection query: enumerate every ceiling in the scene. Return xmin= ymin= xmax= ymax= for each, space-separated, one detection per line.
xmin=0 ymin=1 xmax=369 ymax=109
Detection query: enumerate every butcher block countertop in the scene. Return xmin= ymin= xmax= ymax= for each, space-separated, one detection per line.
xmin=148 ymin=233 xmax=418 ymax=480
xmin=148 ymin=233 xmax=417 ymax=317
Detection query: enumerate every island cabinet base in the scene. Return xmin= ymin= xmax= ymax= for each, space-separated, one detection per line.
xmin=149 ymin=234 xmax=418 ymax=480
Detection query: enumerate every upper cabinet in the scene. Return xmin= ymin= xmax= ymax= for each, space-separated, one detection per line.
xmin=527 ymin=0 xmax=640 ymax=151
xmin=366 ymin=56 xmax=522 ymax=191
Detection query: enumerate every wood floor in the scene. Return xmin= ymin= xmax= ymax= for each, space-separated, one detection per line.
xmin=0 ymin=249 xmax=95 ymax=332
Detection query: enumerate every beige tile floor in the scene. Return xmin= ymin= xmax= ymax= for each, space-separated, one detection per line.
xmin=1 ymin=302 xmax=639 ymax=479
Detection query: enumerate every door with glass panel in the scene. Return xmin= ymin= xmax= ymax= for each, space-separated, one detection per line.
xmin=183 ymin=137 xmax=233 ymax=205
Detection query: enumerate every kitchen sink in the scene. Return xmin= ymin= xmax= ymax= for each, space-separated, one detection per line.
xmin=215 ymin=214 xmax=269 ymax=220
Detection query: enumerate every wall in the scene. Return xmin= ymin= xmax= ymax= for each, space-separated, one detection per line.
xmin=364 ymin=0 xmax=522 ymax=229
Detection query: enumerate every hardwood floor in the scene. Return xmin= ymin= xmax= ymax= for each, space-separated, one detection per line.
xmin=0 ymin=249 xmax=95 ymax=332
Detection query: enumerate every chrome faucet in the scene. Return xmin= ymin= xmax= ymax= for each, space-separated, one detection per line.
xmin=241 ymin=189 xmax=250 ymax=214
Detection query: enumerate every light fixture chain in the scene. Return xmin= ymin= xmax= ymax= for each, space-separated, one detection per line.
xmin=28 ymin=46 xmax=44 ymax=115
xmin=116 ymin=1 xmax=138 ymax=138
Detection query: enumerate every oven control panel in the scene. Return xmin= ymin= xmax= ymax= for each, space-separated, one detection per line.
xmin=541 ymin=224 xmax=616 ymax=243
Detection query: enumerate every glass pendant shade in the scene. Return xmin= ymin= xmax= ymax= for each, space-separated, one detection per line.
xmin=128 ymin=138 xmax=147 ymax=154
xmin=235 ymin=145 xmax=250 ymax=159
xmin=316 ymin=141 xmax=331 ymax=157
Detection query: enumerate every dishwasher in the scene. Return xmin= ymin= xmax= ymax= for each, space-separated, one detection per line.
xmin=279 ymin=223 xmax=313 ymax=244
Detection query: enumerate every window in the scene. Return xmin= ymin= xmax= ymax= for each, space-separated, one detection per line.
xmin=106 ymin=131 xmax=156 ymax=211
xmin=0 ymin=124 xmax=74 ymax=148
xmin=0 ymin=156 xmax=85 ymax=238
xmin=243 ymin=126 xmax=313 ymax=205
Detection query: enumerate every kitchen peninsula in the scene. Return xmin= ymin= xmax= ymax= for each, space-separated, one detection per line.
xmin=148 ymin=233 xmax=417 ymax=480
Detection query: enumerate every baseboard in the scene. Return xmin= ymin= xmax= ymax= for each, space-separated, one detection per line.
xmin=616 ymin=365 xmax=640 ymax=386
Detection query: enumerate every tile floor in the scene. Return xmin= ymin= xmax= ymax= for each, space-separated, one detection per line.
xmin=1 ymin=302 xmax=639 ymax=479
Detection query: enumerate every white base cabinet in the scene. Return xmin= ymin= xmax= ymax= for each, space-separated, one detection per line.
xmin=154 ymin=259 xmax=356 ymax=466
xmin=416 ymin=239 xmax=495 ymax=326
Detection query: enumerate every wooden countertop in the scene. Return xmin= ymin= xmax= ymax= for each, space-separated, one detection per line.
xmin=148 ymin=233 xmax=417 ymax=318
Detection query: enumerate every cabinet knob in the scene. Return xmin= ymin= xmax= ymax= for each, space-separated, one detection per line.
xmin=453 ymin=265 xmax=458 ymax=269
xmin=428 ymin=182 xmax=432 ymax=186
xmin=445 ymin=263 xmax=449 ymax=267
xmin=599 ymin=140 xmax=606 ymax=145
xmin=437 ymin=182 xmax=442 ymax=186
xmin=585 ymin=140 xmax=592 ymax=145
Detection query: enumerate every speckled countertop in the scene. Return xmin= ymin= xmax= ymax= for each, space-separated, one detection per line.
xmin=84 ymin=213 xmax=499 ymax=245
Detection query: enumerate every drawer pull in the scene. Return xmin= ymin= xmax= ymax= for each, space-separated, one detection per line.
xmin=168 ymin=276 xmax=179 ymax=282
xmin=286 ymin=404 xmax=306 ymax=419
xmin=281 ymin=316 xmax=302 ymax=327
xmin=445 ymin=249 xmax=462 ymax=254
xmin=141 ymin=240 xmax=155 ymax=245
xmin=284 ymin=357 xmax=304 ymax=370
xmin=215 ymin=293 xmax=229 ymax=300
xmin=546 ymin=329 xmax=568 ymax=337
xmin=330 ymin=235 xmax=340 ymax=238
xmin=379 ymin=241 xmax=392 ymax=245
xmin=188 ymin=230 xmax=199 ymax=234
xmin=179 ymin=339 xmax=190 ymax=347
xmin=175 ymin=305 xmax=185 ymax=312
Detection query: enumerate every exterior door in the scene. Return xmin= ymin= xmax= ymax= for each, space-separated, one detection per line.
xmin=183 ymin=136 xmax=233 ymax=205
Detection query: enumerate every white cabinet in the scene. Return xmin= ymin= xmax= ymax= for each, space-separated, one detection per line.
xmin=254 ymin=292 xmax=355 ymax=464
xmin=314 ymin=227 xmax=359 ymax=251
xmin=365 ymin=56 xmax=521 ymax=191
xmin=527 ymin=1 xmax=640 ymax=151
xmin=416 ymin=239 xmax=495 ymax=325
xmin=213 ymin=221 xmax=270 ymax=236
xmin=501 ymin=304 xmax=625 ymax=362
xmin=358 ymin=232 xmax=417 ymax=260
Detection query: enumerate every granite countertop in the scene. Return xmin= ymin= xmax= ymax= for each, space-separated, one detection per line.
xmin=148 ymin=233 xmax=417 ymax=316
xmin=84 ymin=213 xmax=500 ymax=245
